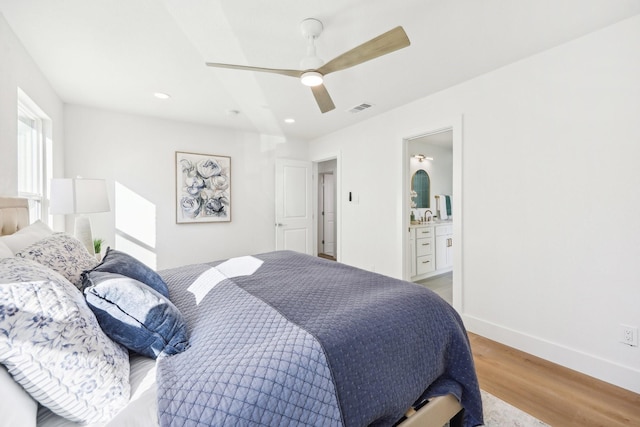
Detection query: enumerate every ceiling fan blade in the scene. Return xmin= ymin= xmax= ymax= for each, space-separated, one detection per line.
xmin=311 ymin=84 xmax=335 ymax=113
xmin=206 ymin=62 xmax=302 ymax=78
xmin=318 ymin=26 xmax=410 ymax=76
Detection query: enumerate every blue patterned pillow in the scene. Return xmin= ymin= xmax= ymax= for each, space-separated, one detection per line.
xmin=15 ymin=233 xmax=98 ymax=289
xmin=87 ymin=248 xmax=169 ymax=297
xmin=83 ymin=270 xmax=188 ymax=359
xmin=0 ymin=257 xmax=130 ymax=423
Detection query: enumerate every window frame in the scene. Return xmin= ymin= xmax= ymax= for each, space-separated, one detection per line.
xmin=17 ymin=88 xmax=52 ymax=224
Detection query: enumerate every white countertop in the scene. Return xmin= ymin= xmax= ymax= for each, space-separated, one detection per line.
xmin=410 ymin=220 xmax=453 ymax=228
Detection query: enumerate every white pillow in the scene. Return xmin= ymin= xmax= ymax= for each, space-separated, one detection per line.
xmin=0 ymin=240 xmax=13 ymax=258
xmin=0 ymin=257 xmax=130 ymax=423
xmin=0 ymin=220 xmax=53 ymax=253
xmin=16 ymin=233 xmax=98 ymax=289
xmin=37 ymin=355 xmax=159 ymax=427
xmin=0 ymin=364 xmax=37 ymax=427
xmin=104 ymin=355 xmax=158 ymax=427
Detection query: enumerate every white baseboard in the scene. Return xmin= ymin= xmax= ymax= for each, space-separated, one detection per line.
xmin=462 ymin=314 xmax=640 ymax=394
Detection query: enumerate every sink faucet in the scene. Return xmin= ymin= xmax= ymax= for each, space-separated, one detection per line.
xmin=424 ymin=209 xmax=432 ymax=222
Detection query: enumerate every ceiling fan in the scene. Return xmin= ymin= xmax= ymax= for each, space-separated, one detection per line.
xmin=205 ymin=18 xmax=410 ymax=113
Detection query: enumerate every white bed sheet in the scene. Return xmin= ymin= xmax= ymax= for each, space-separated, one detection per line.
xmin=37 ymin=355 xmax=159 ymax=427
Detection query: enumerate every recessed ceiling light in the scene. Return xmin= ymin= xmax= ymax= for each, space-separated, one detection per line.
xmin=154 ymin=92 xmax=171 ymax=99
xmin=284 ymin=118 xmax=295 ymax=124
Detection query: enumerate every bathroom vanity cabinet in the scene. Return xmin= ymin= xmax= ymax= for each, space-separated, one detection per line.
xmin=409 ymin=222 xmax=453 ymax=281
xmin=435 ymin=224 xmax=453 ymax=270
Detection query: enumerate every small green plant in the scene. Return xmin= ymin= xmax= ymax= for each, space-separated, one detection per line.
xmin=93 ymin=238 xmax=104 ymax=254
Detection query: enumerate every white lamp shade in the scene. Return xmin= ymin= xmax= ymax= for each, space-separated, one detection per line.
xmin=50 ymin=178 xmax=110 ymax=256
xmin=50 ymin=178 xmax=110 ymax=214
xmin=74 ymin=179 xmax=110 ymax=213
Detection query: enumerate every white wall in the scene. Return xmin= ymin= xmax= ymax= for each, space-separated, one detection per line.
xmin=309 ymin=15 xmax=640 ymax=392
xmin=64 ymin=105 xmax=308 ymax=270
xmin=0 ymin=14 xmax=64 ymax=203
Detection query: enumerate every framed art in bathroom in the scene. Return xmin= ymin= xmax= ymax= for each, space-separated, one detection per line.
xmin=175 ymin=151 xmax=231 ymax=223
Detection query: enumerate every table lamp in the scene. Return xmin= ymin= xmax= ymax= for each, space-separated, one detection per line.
xmin=50 ymin=178 xmax=110 ymax=255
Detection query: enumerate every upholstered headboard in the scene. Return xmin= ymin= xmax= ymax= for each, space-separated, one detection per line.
xmin=0 ymin=197 xmax=30 ymax=236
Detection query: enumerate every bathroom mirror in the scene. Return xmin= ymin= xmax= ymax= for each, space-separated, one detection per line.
xmin=411 ymin=169 xmax=430 ymax=208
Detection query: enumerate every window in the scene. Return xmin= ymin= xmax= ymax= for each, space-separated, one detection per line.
xmin=17 ymin=88 xmax=52 ymax=223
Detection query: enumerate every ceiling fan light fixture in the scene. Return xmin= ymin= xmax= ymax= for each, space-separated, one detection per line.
xmin=300 ymin=71 xmax=323 ymax=87
xmin=205 ymin=22 xmax=409 ymax=114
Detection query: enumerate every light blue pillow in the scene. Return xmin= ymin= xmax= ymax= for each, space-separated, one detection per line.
xmin=87 ymin=248 xmax=169 ymax=297
xmin=83 ymin=270 xmax=188 ymax=359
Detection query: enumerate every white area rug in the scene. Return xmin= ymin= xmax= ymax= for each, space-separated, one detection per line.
xmin=481 ymin=390 xmax=549 ymax=427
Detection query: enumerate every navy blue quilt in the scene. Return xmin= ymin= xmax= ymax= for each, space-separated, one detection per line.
xmin=157 ymin=251 xmax=482 ymax=427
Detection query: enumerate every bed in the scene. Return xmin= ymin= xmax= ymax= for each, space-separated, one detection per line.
xmin=0 ymin=196 xmax=483 ymax=427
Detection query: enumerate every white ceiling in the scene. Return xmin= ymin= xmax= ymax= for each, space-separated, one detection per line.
xmin=1 ymin=0 xmax=639 ymax=141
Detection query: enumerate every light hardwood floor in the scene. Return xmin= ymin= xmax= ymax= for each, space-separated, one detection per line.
xmin=469 ymin=333 xmax=640 ymax=426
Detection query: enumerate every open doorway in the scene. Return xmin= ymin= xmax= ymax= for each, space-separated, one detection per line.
xmin=402 ymin=116 xmax=463 ymax=311
xmin=317 ymin=159 xmax=337 ymax=260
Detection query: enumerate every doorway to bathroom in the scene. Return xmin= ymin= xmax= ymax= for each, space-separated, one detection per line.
xmin=402 ymin=115 xmax=463 ymax=310
xmin=407 ymin=130 xmax=454 ymax=303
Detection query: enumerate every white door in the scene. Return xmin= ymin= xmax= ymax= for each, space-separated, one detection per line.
xmin=322 ymin=173 xmax=336 ymax=256
xmin=275 ymin=159 xmax=313 ymax=254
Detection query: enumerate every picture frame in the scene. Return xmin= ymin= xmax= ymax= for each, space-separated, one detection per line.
xmin=175 ymin=151 xmax=231 ymax=223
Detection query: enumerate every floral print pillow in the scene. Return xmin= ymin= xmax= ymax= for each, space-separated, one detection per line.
xmin=15 ymin=233 xmax=98 ymax=289
xmin=0 ymin=257 xmax=130 ymax=423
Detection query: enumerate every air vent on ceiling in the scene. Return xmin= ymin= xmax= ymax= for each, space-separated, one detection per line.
xmin=347 ymin=103 xmax=373 ymax=113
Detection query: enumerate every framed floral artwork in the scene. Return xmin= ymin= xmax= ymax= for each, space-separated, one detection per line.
xmin=176 ymin=151 xmax=231 ymax=223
